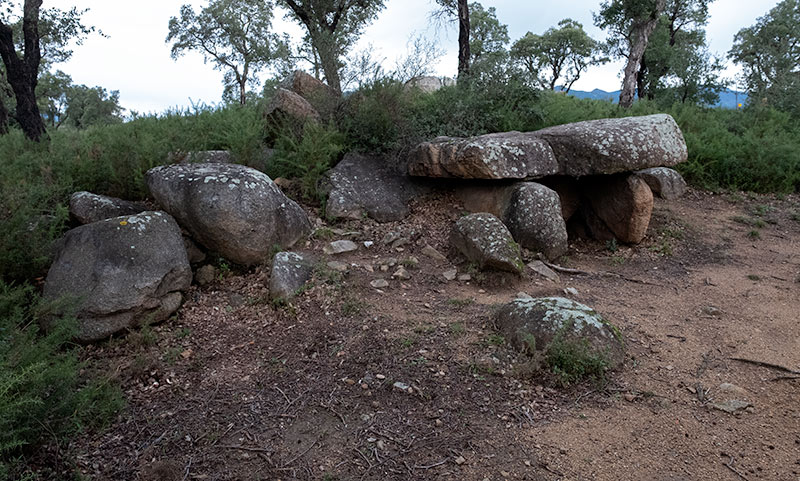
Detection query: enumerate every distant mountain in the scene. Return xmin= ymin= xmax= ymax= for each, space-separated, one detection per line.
xmin=558 ymin=87 xmax=748 ymax=109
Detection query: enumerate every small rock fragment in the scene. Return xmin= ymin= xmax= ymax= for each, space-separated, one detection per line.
xmin=457 ymin=274 xmax=472 ymax=282
xmin=371 ymin=279 xmax=389 ymax=289
xmin=393 ymin=267 xmax=411 ymax=280
xmin=454 ymin=456 xmax=466 ymax=465
xmin=710 ymin=399 xmax=751 ymax=414
xmin=327 ymin=261 xmax=349 ymax=272
xmin=528 ymin=260 xmax=560 ymax=283
xmin=324 ymin=240 xmax=358 ymax=255
xmin=564 ymin=287 xmax=579 ymax=296
xmin=422 ymin=245 xmax=447 ymax=262
xmin=443 ymin=268 xmax=458 ymax=281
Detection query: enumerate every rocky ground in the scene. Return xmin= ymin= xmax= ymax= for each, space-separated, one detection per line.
xmin=67 ymin=189 xmax=799 ymax=481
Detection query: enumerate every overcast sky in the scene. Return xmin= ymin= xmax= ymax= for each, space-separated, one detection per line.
xmin=54 ymin=0 xmax=781 ymax=115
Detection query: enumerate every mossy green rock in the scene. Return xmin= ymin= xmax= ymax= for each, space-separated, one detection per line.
xmin=495 ymin=297 xmax=624 ymax=369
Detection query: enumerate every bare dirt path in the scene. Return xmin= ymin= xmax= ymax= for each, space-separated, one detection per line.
xmin=72 ymin=190 xmax=799 ymax=481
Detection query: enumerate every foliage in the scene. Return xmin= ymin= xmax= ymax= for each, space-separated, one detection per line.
xmin=277 ymin=0 xmax=386 ymax=93
xmin=466 ymin=2 xmax=509 ymax=80
xmin=0 ymin=281 xmax=123 ymax=478
xmin=37 ymin=70 xmax=123 ymax=129
xmin=268 ymin=121 xmax=346 ymax=203
xmin=639 ymin=0 xmax=727 ymax=105
xmin=729 ymin=0 xmax=800 ymax=116
xmin=167 ymin=0 xmax=291 ymax=105
xmin=511 ymin=19 xmax=607 ymax=92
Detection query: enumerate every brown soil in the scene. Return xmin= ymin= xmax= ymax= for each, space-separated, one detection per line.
xmin=70 ymin=189 xmax=799 ymax=481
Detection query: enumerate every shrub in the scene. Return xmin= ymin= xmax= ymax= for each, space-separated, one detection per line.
xmin=0 ymin=282 xmax=123 ymax=478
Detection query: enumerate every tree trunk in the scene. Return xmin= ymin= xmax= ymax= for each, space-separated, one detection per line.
xmin=239 ymin=77 xmax=247 ymax=106
xmin=0 ymin=95 xmax=8 ymax=135
xmin=0 ymin=0 xmax=46 ymax=141
xmin=457 ymin=0 xmax=470 ymax=81
xmin=619 ymin=0 xmax=665 ymax=109
xmin=317 ymin=42 xmax=342 ymax=94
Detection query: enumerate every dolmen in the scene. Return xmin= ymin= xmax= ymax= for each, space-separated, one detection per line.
xmin=408 ymin=114 xmax=689 ymax=259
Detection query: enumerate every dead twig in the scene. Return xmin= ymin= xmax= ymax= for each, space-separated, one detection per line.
xmin=723 ymin=456 xmax=750 ymax=481
xmin=414 ymin=459 xmax=447 ymax=469
xmin=219 ymin=445 xmax=272 ymax=453
xmin=282 ymin=441 xmax=319 ymax=468
xmin=729 ymin=357 xmax=800 ymax=375
xmin=538 ymin=258 xmax=662 ymax=286
xmin=181 ymin=457 xmax=193 ymax=481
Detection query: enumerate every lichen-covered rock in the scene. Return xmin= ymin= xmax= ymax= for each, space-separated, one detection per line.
xmin=504 ymin=183 xmax=569 ymax=260
xmin=450 ymin=213 xmax=524 ymax=274
xmin=321 ymin=153 xmax=429 ymax=222
xmin=146 ymin=163 xmax=311 ymax=266
xmin=43 ymin=211 xmax=192 ymax=342
xmin=454 ymin=182 xmax=568 ymax=260
xmin=540 ymin=177 xmax=581 ymax=221
xmin=635 ymin=167 xmax=687 ymax=200
xmin=408 ymin=132 xmax=559 ymax=179
xmin=583 ymin=174 xmax=654 ymax=244
xmin=534 ymin=114 xmax=688 ymax=177
xmin=269 ymin=252 xmax=314 ymax=300
xmin=495 ymin=297 xmax=624 ymax=369
xmin=69 ymin=191 xmax=147 ymax=225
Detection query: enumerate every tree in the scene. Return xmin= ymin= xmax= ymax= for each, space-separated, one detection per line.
xmin=511 ymin=19 xmax=607 ymax=93
xmin=277 ymin=0 xmax=386 ymax=94
xmin=729 ymin=0 xmax=800 ymax=114
xmin=37 ymin=70 xmax=122 ymax=129
xmin=0 ymin=0 xmax=46 ymax=141
xmin=635 ymin=0 xmax=724 ymax=104
xmin=167 ymin=0 xmax=290 ymax=106
xmin=432 ymin=0 xmax=471 ymax=80
xmin=0 ymin=2 xmax=97 ymax=139
xmin=468 ymin=2 xmax=508 ymax=76
xmin=595 ymin=0 xmax=667 ymax=108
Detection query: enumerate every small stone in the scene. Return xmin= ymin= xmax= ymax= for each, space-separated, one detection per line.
xmin=376 ymin=374 xmax=386 ymax=380
xmin=516 ymin=292 xmax=532 ymax=299
xmin=623 ymin=393 xmax=637 ymax=402
xmin=371 ymin=279 xmax=389 ymax=289
xmin=422 ymin=245 xmax=447 ymax=262
xmin=528 ymin=260 xmax=560 ymax=283
xmin=324 ymin=240 xmax=358 ymax=255
xmin=403 ymin=256 xmax=420 ymax=268
xmin=393 ymin=267 xmax=411 ymax=280
xmin=393 ymin=381 xmax=411 ymax=391
xmin=392 ymin=237 xmax=410 ymax=249
xmin=195 ymin=265 xmax=217 ymax=286
xmin=710 ymin=399 xmax=751 ymax=414
xmin=443 ymin=268 xmax=458 ymax=281
xmin=703 ymin=305 xmax=722 ymax=316
xmin=564 ymin=287 xmax=579 ymax=296
xmin=382 ymin=232 xmax=401 ymax=245
xmin=718 ymin=383 xmax=749 ymax=397
xmin=327 ymin=261 xmax=349 ymax=272
xmin=435 ymin=419 xmax=443 ymax=426
xmin=457 ymin=274 xmax=471 ymax=282
xmin=377 ymin=440 xmax=386 ymax=450
xmin=364 ymin=241 xmax=374 ymax=248
xmin=454 ymin=456 xmax=466 ymax=465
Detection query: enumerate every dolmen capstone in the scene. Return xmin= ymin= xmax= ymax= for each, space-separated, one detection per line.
xmin=409 ymin=114 xmax=688 ymax=260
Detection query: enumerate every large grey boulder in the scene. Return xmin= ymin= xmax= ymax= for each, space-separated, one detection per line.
xmin=495 ymin=297 xmax=624 ymax=369
xmin=146 ymin=163 xmax=312 ymax=266
xmin=408 ymin=132 xmax=559 ymax=179
xmin=450 ymin=213 xmax=524 ymax=274
xmin=322 ymin=153 xmax=429 ymax=222
xmin=43 ymin=211 xmax=192 ymax=342
xmin=455 ymin=182 xmax=568 ymax=260
xmin=69 ymin=191 xmax=147 ymax=225
xmin=534 ymin=114 xmax=688 ymax=177
xmin=504 ymin=183 xmax=569 ymax=260
xmin=635 ymin=167 xmax=687 ymax=200
xmin=269 ymin=252 xmax=315 ymax=300
xmin=583 ymin=174 xmax=654 ymax=244
xmin=405 ymin=76 xmax=445 ymax=93
xmin=280 ymin=70 xmax=337 ymax=103
xmin=167 ymin=150 xmax=234 ymax=164
xmin=264 ymin=88 xmax=321 ymax=135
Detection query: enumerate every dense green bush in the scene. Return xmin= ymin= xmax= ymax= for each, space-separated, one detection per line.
xmin=0 ymin=282 xmax=123 ymax=479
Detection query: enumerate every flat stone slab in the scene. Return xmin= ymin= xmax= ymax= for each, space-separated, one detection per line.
xmin=408 ymin=114 xmax=687 ymax=180
xmin=408 ymin=132 xmax=559 ymax=179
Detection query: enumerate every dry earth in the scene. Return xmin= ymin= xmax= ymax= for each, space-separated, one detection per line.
xmin=66 ymin=189 xmax=799 ymax=481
